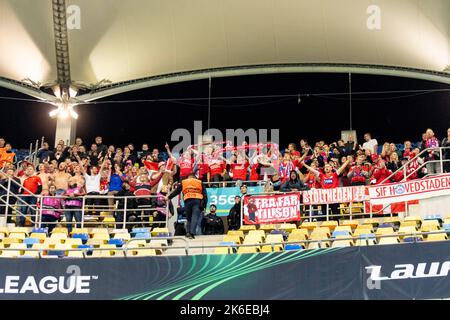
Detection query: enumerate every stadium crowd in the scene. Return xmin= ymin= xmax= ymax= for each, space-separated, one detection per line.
xmin=0 ymin=128 xmax=449 ymax=231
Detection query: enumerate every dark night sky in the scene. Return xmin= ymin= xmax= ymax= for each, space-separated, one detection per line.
xmin=0 ymin=73 xmax=449 ymax=150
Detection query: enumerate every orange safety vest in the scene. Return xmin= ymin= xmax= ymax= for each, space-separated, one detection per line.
xmin=0 ymin=148 xmax=5 ymax=156
xmin=181 ymin=178 xmax=203 ymax=201
xmin=0 ymin=152 xmax=15 ymax=168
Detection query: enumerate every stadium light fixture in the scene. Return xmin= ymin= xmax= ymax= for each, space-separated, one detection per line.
xmin=49 ymin=102 xmax=78 ymax=119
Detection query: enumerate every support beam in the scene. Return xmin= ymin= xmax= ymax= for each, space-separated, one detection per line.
xmin=54 ymin=116 xmax=76 ymax=147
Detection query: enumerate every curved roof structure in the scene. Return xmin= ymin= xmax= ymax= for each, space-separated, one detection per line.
xmin=0 ymin=0 xmax=449 ymax=101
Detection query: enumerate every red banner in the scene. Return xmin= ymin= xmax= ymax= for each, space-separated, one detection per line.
xmin=243 ymin=193 xmax=301 ymax=225
xmin=302 ymin=186 xmax=367 ymax=205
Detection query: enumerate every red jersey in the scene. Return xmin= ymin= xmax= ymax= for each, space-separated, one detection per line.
xmin=373 ymin=168 xmax=392 ymax=184
xmin=349 ymin=165 xmax=367 ymax=184
xmin=319 ymin=172 xmax=340 ymax=189
xmin=250 ymin=163 xmax=261 ymax=181
xmin=178 ymin=158 xmax=194 ymax=178
xmin=305 ymin=172 xmax=320 ymax=189
xmin=22 ymin=176 xmax=42 ymax=194
xmin=231 ymin=161 xmax=249 ymax=181
xmin=209 ymin=160 xmax=225 ymax=176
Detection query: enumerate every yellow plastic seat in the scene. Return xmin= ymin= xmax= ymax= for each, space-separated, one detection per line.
xmin=67 ymin=250 xmax=85 ymax=258
xmin=248 ymin=230 xmax=266 ymax=240
xmin=378 ymin=237 xmax=400 ymax=245
xmin=43 ymin=238 xmax=63 ymax=248
xmin=23 ymin=248 xmax=41 ymax=258
xmin=150 ymin=227 xmax=169 ymax=236
xmin=92 ymin=244 xmax=117 ymax=257
xmin=300 ymin=221 xmax=318 ymax=230
xmin=53 ymin=243 xmax=73 ymax=256
xmin=10 ymin=227 xmax=29 ymax=235
xmin=65 ymin=238 xmax=83 ymax=248
xmin=70 ymin=228 xmax=89 ymax=235
xmin=222 ymin=235 xmax=241 ymax=244
xmin=30 ymin=233 xmax=47 ymax=242
xmin=427 ymin=233 xmax=448 ymax=242
xmin=126 ymin=240 xmax=147 ymax=248
xmin=52 ymin=227 xmax=69 ymax=235
xmin=8 ymin=232 xmax=26 ymax=240
xmin=237 ymin=246 xmax=259 ymax=254
xmin=50 ymin=233 xmax=67 ymax=241
xmin=400 ymin=220 xmax=418 ymax=228
xmin=404 ymin=216 xmax=422 ymax=223
xmin=278 ymin=224 xmax=297 ymax=232
xmin=311 ymin=227 xmax=331 ymax=237
xmin=384 ymin=217 xmax=400 ymax=224
xmin=1 ymin=238 xmax=21 ymax=245
xmin=132 ymin=248 xmax=157 ymax=256
xmin=243 ymin=236 xmax=263 ymax=244
xmin=355 ymin=238 xmax=377 ymax=246
xmin=0 ymin=227 xmax=10 ymax=236
xmin=213 ymin=247 xmax=234 ymax=255
xmin=114 ymin=233 xmax=131 ymax=241
xmin=239 ymin=225 xmax=257 ymax=232
xmin=290 ymin=229 xmax=309 ymax=239
xmin=1 ymin=243 xmax=27 ymax=257
xmin=90 ymin=228 xmax=109 ymax=235
xmin=321 ymin=221 xmax=338 ymax=231
xmin=334 ymin=225 xmax=353 ymax=234
xmin=265 ymin=234 xmax=284 ymax=244
xmin=92 ymin=233 xmax=110 ymax=242
xmin=287 ymin=233 xmax=307 ymax=243
xmin=259 ymin=225 xmax=276 ymax=232
xmin=260 ymin=245 xmax=283 ymax=252
xmin=310 ymin=232 xmax=330 ymax=240
xmin=398 ymin=226 xmax=418 ymax=239
xmin=332 ymin=240 xmax=353 ymax=248
xmin=339 ymin=220 xmax=359 ymax=229
xmin=227 ymin=230 xmax=245 ymax=239
xmin=307 ymin=241 xmax=329 ymax=249
xmin=0 ymin=233 xmax=4 ymax=240
xmin=375 ymin=227 xmax=396 ymax=236
xmin=87 ymin=238 xmax=108 ymax=247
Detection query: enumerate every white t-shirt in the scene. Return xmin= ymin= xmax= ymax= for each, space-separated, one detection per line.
xmin=84 ymin=173 xmax=101 ymax=193
xmin=362 ymin=139 xmax=378 ymax=154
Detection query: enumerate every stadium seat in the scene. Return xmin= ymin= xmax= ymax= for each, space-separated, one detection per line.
xmin=311 ymin=227 xmax=331 ymax=237
xmin=77 ymin=245 xmax=93 ymax=256
xmin=1 ymin=238 xmax=21 ymax=245
xmin=377 ymin=223 xmax=394 ymax=229
xmin=355 ymin=234 xmax=377 ymax=246
xmin=22 ymin=247 xmax=41 ymax=258
xmin=278 ymin=224 xmax=297 ymax=232
xmin=321 ymin=221 xmax=338 ymax=231
xmin=227 ymin=230 xmax=245 ymax=239
xmin=400 ymin=220 xmax=419 ymax=228
xmin=426 ymin=233 xmax=448 ymax=242
xmin=443 ymin=224 xmax=450 ymax=231
xmin=8 ymin=232 xmax=26 ymax=241
xmin=378 ymin=237 xmax=400 ymax=245
xmin=65 ymin=238 xmax=83 ymax=248
xmin=398 ymin=226 xmax=418 ymax=239
xmin=125 ymin=240 xmax=147 ymax=248
xmin=339 ymin=220 xmax=359 ymax=229
xmin=243 ymin=236 xmax=263 ymax=244
xmin=92 ymin=233 xmax=110 ymax=242
xmin=332 ymin=239 xmax=353 ymax=247
xmin=113 ymin=233 xmax=131 ymax=241
xmin=49 ymin=244 xmax=72 ymax=257
xmin=23 ymin=238 xmax=41 ymax=247
xmin=151 ymin=228 xmax=169 ymax=236
xmin=222 ymin=235 xmax=241 ymax=244
xmin=50 ymin=233 xmax=67 ymax=241
xmin=133 ymin=232 xmax=151 ymax=239
xmin=265 ymin=234 xmax=284 ymax=244
xmin=108 ymin=239 xmax=125 ymax=247
xmin=91 ymin=228 xmax=109 ymax=234
xmin=237 ymin=246 xmax=259 ymax=254
xmin=43 ymin=238 xmax=62 ymax=248
xmin=70 ymin=228 xmax=89 ymax=235
xmin=287 ymin=233 xmax=307 ymax=243
xmin=269 ymin=230 xmax=288 ymax=240
xmin=0 ymin=233 xmax=4 ymax=240
xmin=87 ymin=239 xmax=108 ymax=247
xmin=307 ymin=241 xmax=329 ymax=249
xmin=0 ymin=243 xmax=26 ymax=257
xmin=92 ymin=244 xmax=116 ymax=257
xmin=285 ymin=244 xmax=303 ymax=251
xmin=403 ymin=236 xmax=423 ymax=243
xmin=404 ymin=216 xmax=422 ymax=223
xmin=51 ymin=227 xmax=68 ymax=235
xmin=0 ymin=227 xmax=9 ymax=236
xmin=375 ymin=227 xmax=396 ymax=236
xmin=68 ymin=250 xmax=85 ymax=258
xmin=354 ymin=226 xmax=374 ymax=236
xmin=132 ymin=248 xmax=157 ymax=257
xmin=290 ymin=229 xmax=309 ymax=239
xmin=32 ymin=227 xmax=48 ymax=234
xmin=72 ymin=233 xmax=89 ymax=243
xmin=332 ymin=231 xmax=350 ymax=238
xmin=239 ymin=225 xmax=257 ymax=232
xmin=10 ymin=227 xmax=29 ymax=235
xmin=300 ymin=221 xmax=318 ymax=230
xmin=248 ymin=230 xmax=266 ymax=240
xmin=259 ymin=225 xmax=276 ymax=232
xmin=420 ymin=221 xmax=440 ymax=232
xmin=30 ymin=232 xmax=47 ymax=242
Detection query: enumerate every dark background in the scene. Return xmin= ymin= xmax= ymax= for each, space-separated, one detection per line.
xmin=0 ymin=73 xmax=449 ymax=150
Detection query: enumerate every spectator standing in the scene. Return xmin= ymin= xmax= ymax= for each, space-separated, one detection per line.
xmin=40 ymin=184 xmax=64 ymax=233
xmin=18 ymin=165 xmax=42 ymax=227
xmin=424 ymin=128 xmax=441 ymax=174
xmin=362 ymin=133 xmax=378 ymax=155
xmin=442 ymin=128 xmax=450 ymax=173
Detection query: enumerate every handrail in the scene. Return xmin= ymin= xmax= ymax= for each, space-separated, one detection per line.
xmin=379 ymin=146 xmax=450 ymax=185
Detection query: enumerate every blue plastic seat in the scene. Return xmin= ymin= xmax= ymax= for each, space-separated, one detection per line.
xmin=72 ymin=233 xmax=89 ymax=243
xmin=77 ymin=244 xmax=93 ymax=256
xmin=155 ymin=233 xmax=171 ymax=238
xmin=403 ymin=237 xmax=423 ymax=243
xmin=23 ymin=238 xmax=41 ymax=247
xmin=47 ymin=250 xmax=65 ymax=258
xmin=131 ymin=228 xmax=148 ymax=235
xmin=332 ymin=231 xmax=350 ymax=238
xmin=425 ymin=215 xmax=442 ymax=221
xmin=442 ymin=224 xmax=450 ymax=231
xmin=285 ymin=244 xmax=303 ymax=251
xmin=31 ymin=227 xmax=48 ymax=234
xmin=134 ymin=232 xmax=151 ymax=239
xmin=108 ymin=239 xmax=125 ymax=247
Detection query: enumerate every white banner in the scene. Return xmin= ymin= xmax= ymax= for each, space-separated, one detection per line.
xmin=368 ymin=174 xmax=450 ymax=205
xmin=302 ymin=186 xmax=367 ymax=205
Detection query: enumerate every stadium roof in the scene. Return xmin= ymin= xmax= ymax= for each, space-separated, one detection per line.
xmin=0 ymin=0 xmax=449 ymax=102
